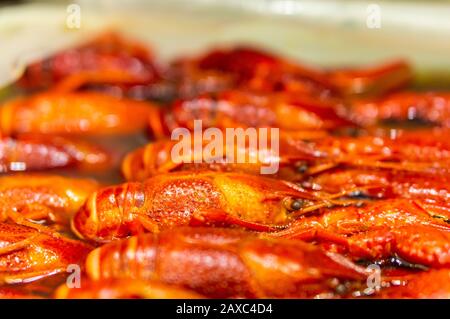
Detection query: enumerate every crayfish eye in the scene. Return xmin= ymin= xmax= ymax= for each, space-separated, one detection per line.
xmin=355 ymin=201 xmax=366 ymax=208
xmin=290 ymin=199 xmax=305 ymax=211
xmin=334 ymin=283 xmax=350 ymax=296
xmin=283 ymin=198 xmax=308 ymax=212
xmin=296 ymin=162 xmax=309 ymax=173
xmin=348 ymin=190 xmax=362 ymax=197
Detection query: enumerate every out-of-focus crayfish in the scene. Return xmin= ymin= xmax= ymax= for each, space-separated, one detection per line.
xmin=84 ymin=227 xmax=367 ymax=298
xmin=0 ymin=174 xmax=99 ymax=229
xmin=302 ymin=168 xmax=450 ymax=203
xmin=72 ymin=171 xmax=332 ymax=242
xmin=174 ymin=46 xmax=335 ymax=98
xmin=270 ymin=199 xmax=450 ymax=267
xmin=67 ymin=47 xmax=411 ymax=103
xmin=0 ymin=222 xmax=91 ymax=284
xmin=18 ymin=31 xmax=160 ymax=91
xmin=177 ymin=47 xmax=411 ymax=98
xmin=301 ymin=128 xmax=450 ymax=173
xmin=55 ymin=279 xmax=204 ymax=299
xmin=347 ymin=92 xmax=450 ymax=127
xmin=150 ymin=90 xmax=352 ymax=138
xmin=121 ymin=130 xmax=325 ymax=182
xmin=0 ymin=91 xmax=157 ymax=136
xmin=327 ymin=60 xmax=412 ymax=97
xmin=123 ymin=128 xmax=449 ymax=183
xmin=0 ymin=133 xmax=110 ymax=172
xmin=91 ymin=59 xmax=235 ymax=103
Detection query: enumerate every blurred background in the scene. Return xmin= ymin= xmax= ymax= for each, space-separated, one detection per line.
xmin=1 ymin=0 xmax=450 ymax=87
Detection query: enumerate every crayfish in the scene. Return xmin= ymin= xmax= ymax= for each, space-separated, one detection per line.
xmin=0 ymin=91 xmax=157 ymax=136
xmin=121 ymin=130 xmax=324 ymax=182
xmin=0 ymin=133 xmax=111 ymax=172
xmin=270 ymin=199 xmax=450 ymax=267
xmin=84 ymin=227 xmax=368 ymax=298
xmin=0 ymin=222 xmax=91 ymax=284
xmin=302 ymin=168 xmax=450 ymax=202
xmin=175 ymin=47 xmax=411 ymax=98
xmin=2 ymin=31 xmax=449 ymax=299
xmin=153 ymin=90 xmax=352 ymax=138
xmin=0 ymin=174 xmax=99 ymax=228
xmin=55 ymin=279 xmax=204 ymax=299
xmin=300 ymin=128 xmax=450 ymax=174
xmin=348 ymin=92 xmax=450 ymax=127
xmin=72 ymin=171 xmax=333 ymax=242
xmin=18 ymin=31 xmax=160 ymax=91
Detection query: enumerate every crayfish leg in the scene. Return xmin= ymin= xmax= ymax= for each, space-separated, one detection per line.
xmin=191 ymin=209 xmax=284 ymax=232
xmin=136 ymin=215 xmax=161 ymax=234
xmin=16 ymin=204 xmax=55 ymax=222
xmin=6 ymin=211 xmax=61 ymax=238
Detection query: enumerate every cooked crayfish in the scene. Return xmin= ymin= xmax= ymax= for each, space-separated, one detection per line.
xmin=55 ymin=279 xmax=204 ymax=299
xmin=328 ymin=60 xmax=412 ymax=97
xmin=0 ymin=91 xmax=157 ymax=136
xmin=348 ymin=92 xmax=450 ymax=127
xmin=121 ymin=130 xmax=324 ymax=182
xmin=72 ymin=171 xmax=330 ymax=242
xmin=0 ymin=174 xmax=99 ymax=227
xmin=0 ymin=222 xmax=92 ymax=284
xmin=93 ymin=61 xmax=234 ymax=103
xmin=301 ymin=128 xmax=450 ymax=173
xmin=125 ymin=128 xmax=449 ymax=182
xmin=177 ymin=46 xmax=335 ymax=97
xmin=302 ymin=168 xmax=450 ymax=202
xmin=178 ymin=47 xmax=411 ymax=97
xmin=152 ymin=90 xmax=351 ymax=137
xmin=18 ymin=31 xmax=159 ymax=91
xmin=270 ymin=199 xmax=450 ymax=267
xmin=0 ymin=133 xmax=111 ymax=172
xmin=81 ymin=48 xmax=412 ymax=103
xmin=84 ymin=227 xmax=367 ymax=298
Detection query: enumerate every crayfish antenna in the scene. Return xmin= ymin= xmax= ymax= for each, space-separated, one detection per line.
xmin=303 ymin=162 xmax=338 ymax=175
xmin=320 ymin=185 xmax=383 ymax=200
xmin=291 ymin=202 xmax=332 ymax=216
xmin=412 ymin=200 xmax=450 ymax=225
xmin=290 ymin=186 xmax=381 ymax=217
xmin=343 ymin=159 xmax=445 ymax=172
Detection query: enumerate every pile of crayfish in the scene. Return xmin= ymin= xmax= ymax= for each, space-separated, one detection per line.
xmin=0 ymin=31 xmax=449 ymax=299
